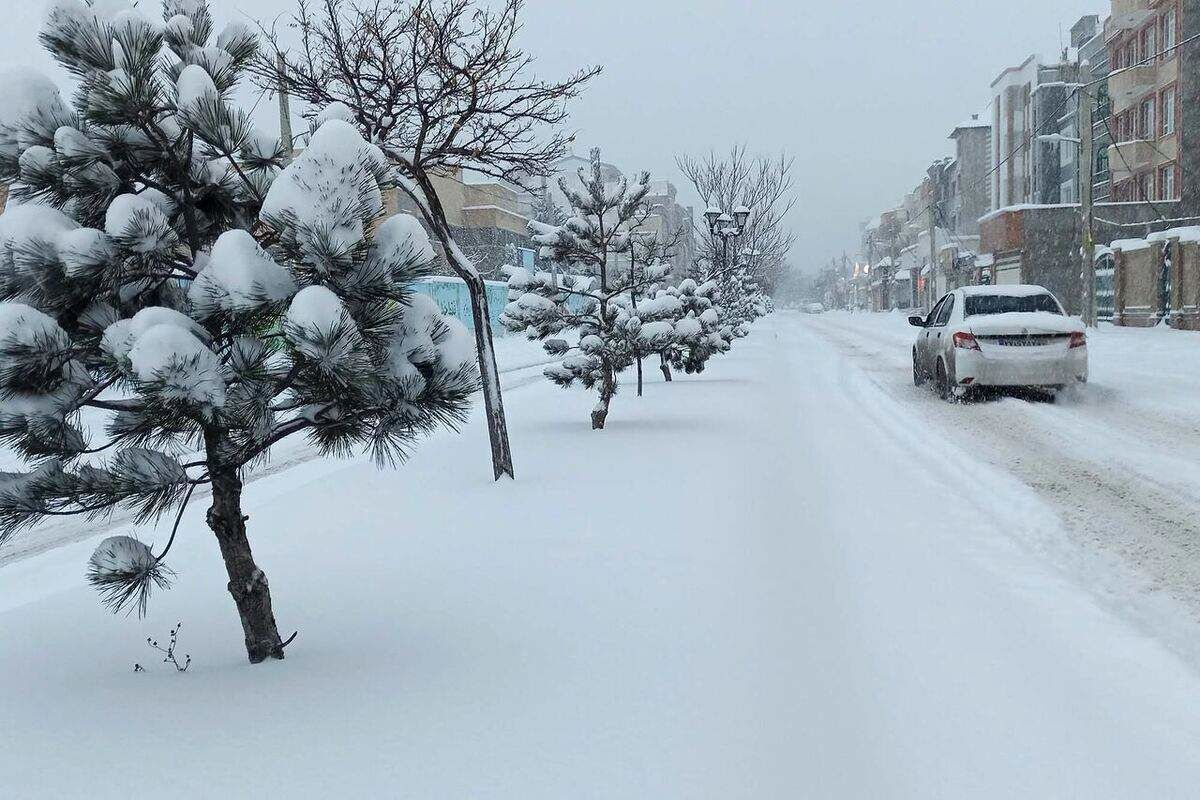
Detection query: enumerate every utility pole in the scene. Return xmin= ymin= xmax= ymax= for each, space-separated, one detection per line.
xmin=1079 ymin=83 xmax=1097 ymax=327
xmin=928 ymin=183 xmax=939 ymax=310
xmin=277 ymin=52 xmax=294 ymax=164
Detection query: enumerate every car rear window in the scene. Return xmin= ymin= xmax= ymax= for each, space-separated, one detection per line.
xmin=964 ymin=293 xmax=1061 ymax=317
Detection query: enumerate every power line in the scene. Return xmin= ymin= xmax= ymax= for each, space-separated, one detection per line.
xmin=862 ymin=29 xmax=1200 ymax=263
xmin=1099 ymin=112 xmax=1175 ymax=222
xmin=1084 ymin=30 xmax=1200 ymax=89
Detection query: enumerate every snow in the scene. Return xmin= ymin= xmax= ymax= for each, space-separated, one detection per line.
xmin=104 ymin=193 xmax=172 ymax=251
xmin=4 ymin=316 xmax=1200 ymax=795
xmin=176 ymin=64 xmax=218 ymax=113
xmin=0 ymin=67 xmax=65 ymax=140
xmin=314 ymin=101 xmax=356 ymax=127
xmin=87 ymin=535 xmax=156 ymax=580
xmin=285 ymin=285 xmax=346 ymax=335
xmin=164 ymin=13 xmax=194 ymax=42
xmin=636 ymin=319 xmax=674 ymax=343
xmin=189 ymin=230 xmax=296 ymax=315
xmin=126 ymin=324 xmax=225 ymax=408
xmin=215 ymin=21 xmax=254 ymax=51
xmin=1109 ymin=237 xmax=1152 ymax=252
xmin=0 ymin=302 xmax=66 ymax=346
xmin=435 ymin=317 xmax=475 ymax=372
xmin=373 ymin=213 xmax=436 ymax=265
xmin=960 ymin=283 xmax=1059 ymax=297
xmin=673 ymin=315 xmax=703 ymax=338
xmin=53 ymin=125 xmax=96 ymax=158
xmin=56 ymin=228 xmax=112 ymax=277
xmin=978 ymin=203 xmax=1079 ymax=223
xmin=966 ymin=311 xmax=1084 ymax=334
xmin=262 ymin=120 xmax=387 ymax=259
xmin=0 ymin=204 xmax=79 ymax=263
xmin=101 ymin=306 xmax=207 ymax=361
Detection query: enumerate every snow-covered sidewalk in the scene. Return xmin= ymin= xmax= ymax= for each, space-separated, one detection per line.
xmin=0 ymin=333 xmax=553 ymax=564
xmin=3 ymin=316 xmax=1200 ymax=797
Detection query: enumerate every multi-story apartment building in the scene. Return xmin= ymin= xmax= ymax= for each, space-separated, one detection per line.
xmin=990 ymin=53 xmax=1087 ymax=207
xmin=947 ymin=114 xmax=993 ymax=237
xmin=1053 ymin=16 xmax=1104 ymax=204
xmin=1076 ymin=15 xmax=1114 ymax=203
xmin=641 ymin=179 xmax=696 ymax=278
xmin=990 ymin=56 xmax=1039 ymax=207
xmin=1105 ymin=0 xmax=1189 ymax=206
xmin=383 ymin=166 xmax=537 ymax=279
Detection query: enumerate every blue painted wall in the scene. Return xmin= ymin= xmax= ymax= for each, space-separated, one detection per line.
xmin=410 ymin=277 xmax=510 ymax=336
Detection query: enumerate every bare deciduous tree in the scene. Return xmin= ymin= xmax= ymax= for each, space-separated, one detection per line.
xmin=253 ymin=0 xmax=601 ymax=480
xmin=677 ymin=145 xmax=796 ymax=294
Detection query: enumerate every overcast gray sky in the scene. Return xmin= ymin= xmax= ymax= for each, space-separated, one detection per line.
xmin=2 ymin=0 xmax=1104 ymax=272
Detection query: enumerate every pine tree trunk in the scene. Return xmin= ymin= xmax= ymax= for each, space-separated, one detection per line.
xmin=591 ymin=363 xmax=616 ymax=430
xmin=660 ymin=354 xmax=673 ymax=382
xmin=636 ymin=355 xmax=644 ymax=396
xmin=205 ymin=431 xmax=285 ymax=664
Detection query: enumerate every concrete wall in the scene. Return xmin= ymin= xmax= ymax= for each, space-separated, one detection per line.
xmin=1112 ymin=236 xmax=1200 ymax=330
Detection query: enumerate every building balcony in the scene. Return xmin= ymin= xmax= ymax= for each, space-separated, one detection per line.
xmin=1105 ymin=0 xmax=1154 ymax=41
xmin=1109 ymin=63 xmax=1158 ymax=113
xmin=1108 ymin=139 xmax=1156 ymax=182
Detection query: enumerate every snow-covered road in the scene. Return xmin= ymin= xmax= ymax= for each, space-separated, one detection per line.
xmin=3 ymin=313 xmax=1200 ymax=797
xmin=803 ymin=311 xmax=1200 ymax=647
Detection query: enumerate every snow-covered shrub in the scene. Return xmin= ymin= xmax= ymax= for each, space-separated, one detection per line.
xmin=0 ymin=0 xmax=477 ymax=664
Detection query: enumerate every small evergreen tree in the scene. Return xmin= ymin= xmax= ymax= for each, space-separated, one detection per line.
xmin=531 ymin=183 xmax=567 ymax=228
xmin=501 ymin=149 xmax=671 ymax=429
xmin=715 ymin=267 xmax=770 ymax=340
xmin=0 ymin=0 xmax=476 ymax=663
xmin=658 ymin=278 xmax=727 ymax=378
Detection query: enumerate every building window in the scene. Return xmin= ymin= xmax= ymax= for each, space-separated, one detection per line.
xmin=1161 ymin=86 xmax=1176 ymax=136
xmin=1162 ymin=8 xmax=1178 ymax=54
xmin=1140 ymin=97 xmax=1155 ymax=140
xmin=1160 ymin=165 xmax=1177 ymax=200
xmin=1142 ymin=24 xmax=1157 ymax=61
xmin=1138 ymin=173 xmax=1152 ymax=201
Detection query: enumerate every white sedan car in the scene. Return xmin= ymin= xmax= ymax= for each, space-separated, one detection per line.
xmin=910 ymin=285 xmax=1088 ymax=401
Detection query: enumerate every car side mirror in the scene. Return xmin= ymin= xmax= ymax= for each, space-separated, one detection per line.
xmin=908 ymin=315 xmax=927 ymax=328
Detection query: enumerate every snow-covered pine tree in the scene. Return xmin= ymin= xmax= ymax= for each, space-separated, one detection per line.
xmin=715 ymin=266 xmax=769 ymax=340
xmin=0 ymin=0 xmax=476 ymax=664
xmin=531 ymin=183 xmax=567 ymax=228
xmin=502 ymin=149 xmax=671 ymax=429
xmin=658 ymin=278 xmax=727 ymax=378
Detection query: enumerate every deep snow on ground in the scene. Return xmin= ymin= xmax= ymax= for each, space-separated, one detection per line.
xmin=3 ymin=315 xmax=1200 ymax=797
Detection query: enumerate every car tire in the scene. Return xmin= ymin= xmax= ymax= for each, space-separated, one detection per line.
xmin=936 ymin=360 xmax=953 ymax=403
xmin=913 ymin=351 xmax=926 ymax=386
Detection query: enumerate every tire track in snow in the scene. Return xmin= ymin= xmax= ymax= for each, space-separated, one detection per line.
xmin=801 ymin=313 xmax=1200 ymax=622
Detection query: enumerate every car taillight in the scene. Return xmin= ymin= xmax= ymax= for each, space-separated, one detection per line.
xmin=953 ymin=331 xmax=981 ymax=351
xmin=1069 ymin=332 xmax=1087 ymax=349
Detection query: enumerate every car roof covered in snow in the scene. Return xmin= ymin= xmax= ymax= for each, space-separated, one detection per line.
xmin=958 ymin=284 xmax=1054 ymax=298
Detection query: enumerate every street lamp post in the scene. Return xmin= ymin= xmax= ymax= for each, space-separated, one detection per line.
xmin=703 ymin=203 xmax=752 ymax=274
